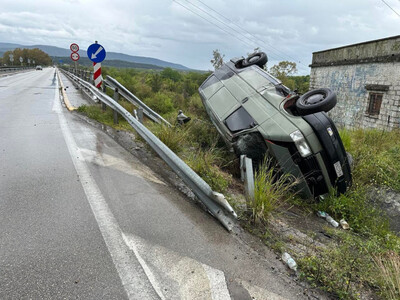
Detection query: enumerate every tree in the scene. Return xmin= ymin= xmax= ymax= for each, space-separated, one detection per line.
xmin=161 ymin=67 xmax=182 ymax=82
xmin=269 ymin=61 xmax=297 ymax=81
xmin=210 ymin=49 xmax=224 ymax=70
xmin=150 ymin=73 xmax=162 ymax=92
xmin=2 ymin=48 xmax=52 ymax=66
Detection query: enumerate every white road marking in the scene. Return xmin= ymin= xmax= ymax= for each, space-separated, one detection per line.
xmin=238 ymin=279 xmax=287 ymax=300
xmin=122 ymin=234 xmax=166 ymax=300
xmin=202 ymin=264 xmax=231 ymax=300
xmin=123 ymin=233 xmax=232 ymax=300
xmin=53 ymin=82 xmax=163 ymax=300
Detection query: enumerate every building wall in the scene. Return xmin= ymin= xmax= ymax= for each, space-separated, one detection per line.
xmin=310 ymin=62 xmax=400 ymax=130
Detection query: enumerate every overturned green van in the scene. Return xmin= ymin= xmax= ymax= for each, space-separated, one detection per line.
xmin=199 ymin=53 xmax=352 ymax=199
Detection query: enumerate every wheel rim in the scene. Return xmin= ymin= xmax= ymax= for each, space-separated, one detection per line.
xmin=248 ymin=55 xmax=260 ymax=63
xmin=303 ymin=93 xmax=325 ymax=105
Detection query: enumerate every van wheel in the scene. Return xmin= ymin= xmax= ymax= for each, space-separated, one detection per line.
xmin=233 ymin=133 xmax=267 ymax=171
xmin=241 ymin=52 xmax=268 ymax=68
xmin=295 ymin=88 xmax=337 ymax=115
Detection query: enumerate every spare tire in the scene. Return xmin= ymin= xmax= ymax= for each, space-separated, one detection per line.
xmin=295 ymin=88 xmax=337 ymax=115
xmin=241 ymin=52 xmax=268 ymax=68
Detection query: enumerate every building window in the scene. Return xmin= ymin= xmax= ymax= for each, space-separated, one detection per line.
xmin=367 ymin=93 xmax=383 ymax=116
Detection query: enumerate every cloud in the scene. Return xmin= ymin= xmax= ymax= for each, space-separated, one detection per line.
xmin=0 ymin=0 xmax=399 ymax=72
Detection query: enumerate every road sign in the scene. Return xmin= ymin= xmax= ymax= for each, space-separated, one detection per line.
xmin=70 ymin=43 xmax=79 ymax=53
xmin=9 ymin=54 xmax=13 ymax=59
xmin=28 ymin=58 xmax=31 ymax=64
xmin=10 ymin=57 xmax=14 ymax=62
xmin=19 ymin=57 xmax=23 ymax=63
xmin=71 ymin=52 xmax=80 ymax=61
xmin=87 ymin=43 xmax=106 ymax=63
xmin=32 ymin=60 xmax=35 ymax=64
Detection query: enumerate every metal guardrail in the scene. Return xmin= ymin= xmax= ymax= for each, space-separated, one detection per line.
xmin=105 ymin=76 xmax=171 ymax=126
xmin=58 ymin=68 xmax=237 ymax=231
xmin=0 ymin=67 xmax=33 ymax=72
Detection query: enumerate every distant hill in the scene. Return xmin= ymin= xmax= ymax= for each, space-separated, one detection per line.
xmin=0 ymin=42 xmax=190 ymax=70
xmin=53 ymin=56 xmax=164 ymax=70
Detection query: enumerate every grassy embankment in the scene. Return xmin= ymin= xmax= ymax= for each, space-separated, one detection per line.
xmin=76 ymin=66 xmax=399 ymax=299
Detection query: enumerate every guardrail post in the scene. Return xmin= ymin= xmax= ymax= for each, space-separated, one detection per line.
xmin=113 ymin=88 xmax=119 ymax=124
xmin=240 ymin=155 xmax=255 ymax=204
xmin=101 ymin=84 xmax=107 ymax=111
xmin=137 ymin=108 xmax=144 ymax=123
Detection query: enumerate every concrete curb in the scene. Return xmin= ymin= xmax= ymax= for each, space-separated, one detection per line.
xmin=56 ymin=69 xmax=76 ymax=111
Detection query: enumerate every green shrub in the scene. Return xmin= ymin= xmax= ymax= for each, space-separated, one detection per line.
xmin=144 ymin=92 xmax=175 ymax=115
xmin=339 ymin=128 xmax=400 ymax=191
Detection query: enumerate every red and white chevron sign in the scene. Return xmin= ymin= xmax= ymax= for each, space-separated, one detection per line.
xmin=93 ymin=62 xmax=102 ymax=88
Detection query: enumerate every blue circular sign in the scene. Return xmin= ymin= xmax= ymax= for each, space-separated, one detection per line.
xmin=87 ymin=43 xmax=106 ymax=63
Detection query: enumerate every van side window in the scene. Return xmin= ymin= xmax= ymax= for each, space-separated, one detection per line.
xmin=224 ymin=107 xmax=257 ymax=133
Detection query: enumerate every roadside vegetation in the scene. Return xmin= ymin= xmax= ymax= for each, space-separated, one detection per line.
xmin=297 ymin=129 xmax=400 ymax=299
xmin=74 ymin=63 xmax=399 ymax=299
xmin=2 ymin=48 xmax=52 ymax=66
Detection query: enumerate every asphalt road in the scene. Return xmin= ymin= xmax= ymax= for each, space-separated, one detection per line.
xmin=0 ymin=68 xmax=325 ymax=299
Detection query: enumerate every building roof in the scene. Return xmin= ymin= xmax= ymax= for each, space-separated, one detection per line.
xmin=313 ymin=35 xmax=400 ymax=54
xmin=310 ymin=35 xmax=400 ymax=67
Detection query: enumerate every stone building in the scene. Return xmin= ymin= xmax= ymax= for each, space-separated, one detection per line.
xmin=309 ymin=35 xmax=400 ymax=130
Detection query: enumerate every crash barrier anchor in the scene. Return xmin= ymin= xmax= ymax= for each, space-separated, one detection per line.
xmin=59 ymin=68 xmax=237 ymax=231
xmin=104 ymin=75 xmax=171 ymax=127
xmin=240 ymin=155 xmax=255 ymax=204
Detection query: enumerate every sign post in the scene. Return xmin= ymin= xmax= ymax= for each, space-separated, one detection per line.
xmin=70 ymin=43 xmax=80 ymax=74
xmin=19 ymin=56 xmax=23 ymax=67
xmin=87 ymin=41 xmax=106 ymax=88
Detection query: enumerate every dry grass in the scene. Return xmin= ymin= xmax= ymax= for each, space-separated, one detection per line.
xmin=373 ymin=251 xmax=400 ymax=300
xmin=250 ymin=159 xmax=298 ymax=223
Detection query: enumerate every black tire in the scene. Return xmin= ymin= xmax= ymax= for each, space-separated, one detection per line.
xmin=295 ymin=88 xmax=337 ymax=115
xmin=241 ymin=52 xmax=268 ymax=68
xmin=233 ymin=133 xmax=267 ymax=171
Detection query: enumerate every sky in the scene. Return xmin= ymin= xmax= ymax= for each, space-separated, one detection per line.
xmin=0 ymin=0 xmax=399 ymax=74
